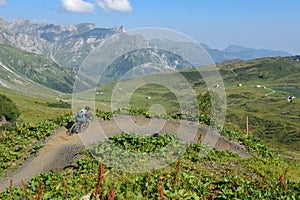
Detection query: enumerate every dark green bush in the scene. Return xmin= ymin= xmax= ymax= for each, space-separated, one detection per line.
xmin=0 ymin=93 xmax=20 ymax=122
xmin=47 ymin=101 xmax=71 ymax=108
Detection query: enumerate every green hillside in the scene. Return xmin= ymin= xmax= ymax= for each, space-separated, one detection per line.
xmin=219 ymin=56 xmax=300 ymax=157
xmin=0 ymin=86 xmax=71 ymax=124
xmin=219 ymin=56 xmax=300 ymax=85
xmin=93 ymin=56 xmax=300 ymax=157
xmin=0 ymin=43 xmax=75 ymax=93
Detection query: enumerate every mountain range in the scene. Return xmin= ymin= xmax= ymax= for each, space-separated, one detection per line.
xmin=201 ymin=44 xmax=292 ymax=63
xmin=0 ymin=17 xmax=294 ymax=93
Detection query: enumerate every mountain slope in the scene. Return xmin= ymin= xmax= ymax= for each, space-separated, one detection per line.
xmin=219 ymin=55 xmax=300 ymax=83
xmin=0 ymin=43 xmax=74 ymax=93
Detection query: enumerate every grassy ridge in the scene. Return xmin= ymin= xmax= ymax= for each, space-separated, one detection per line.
xmin=219 ymin=56 xmax=300 ymax=82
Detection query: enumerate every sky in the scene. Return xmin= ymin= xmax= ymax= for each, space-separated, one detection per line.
xmin=0 ymin=0 xmax=299 ymax=54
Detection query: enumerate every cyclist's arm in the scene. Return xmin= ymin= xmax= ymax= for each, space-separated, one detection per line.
xmin=85 ymin=112 xmax=93 ymax=120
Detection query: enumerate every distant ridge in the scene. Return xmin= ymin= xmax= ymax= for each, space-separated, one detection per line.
xmin=201 ymin=44 xmax=292 ymax=63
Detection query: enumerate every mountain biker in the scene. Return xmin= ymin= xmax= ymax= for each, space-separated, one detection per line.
xmin=75 ymin=106 xmax=93 ymax=129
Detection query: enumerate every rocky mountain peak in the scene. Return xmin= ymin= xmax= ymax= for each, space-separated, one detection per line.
xmin=12 ymin=18 xmax=31 ymax=25
xmin=10 ymin=18 xmax=37 ymax=32
xmin=0 ymin=17 xmax=8 ymax=28
xmin=0 ymin=17 xmax=127 ymax=68
xmin=73 ymin=23 xmax=96 ymax=33
xmin=114 ymin=26 xmax=125 ymax=33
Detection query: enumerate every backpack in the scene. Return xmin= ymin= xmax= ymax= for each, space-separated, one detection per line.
xmin=77 ymin=108 xmax=87 ymax=118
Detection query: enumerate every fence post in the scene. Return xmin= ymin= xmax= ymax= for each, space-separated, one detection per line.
xmin=246 ymin=116 xmax=249 ymax=136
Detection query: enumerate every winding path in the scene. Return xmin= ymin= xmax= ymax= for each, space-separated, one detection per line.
xmin=265 ymin=88 xmax=276 ymax=96
xmin=0 ymin=116 xmax=251 ymax=192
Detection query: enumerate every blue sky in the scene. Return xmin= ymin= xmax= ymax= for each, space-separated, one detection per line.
xmin=0 ymin=0 xmax=299 ymax=54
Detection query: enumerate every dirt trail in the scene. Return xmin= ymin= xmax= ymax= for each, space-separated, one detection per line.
xmin=0 ymin=127 xmax=84 ymax=192
xmin=0 ymin=116 xmax=251 ymax=192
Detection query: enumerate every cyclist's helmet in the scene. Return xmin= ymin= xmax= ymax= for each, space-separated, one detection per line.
xmin=85 ymin=106 xmax=91 ymax=111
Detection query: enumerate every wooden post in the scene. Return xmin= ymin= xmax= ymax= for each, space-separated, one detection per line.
xmin=246 ymin=116 xmax=249 ymax=136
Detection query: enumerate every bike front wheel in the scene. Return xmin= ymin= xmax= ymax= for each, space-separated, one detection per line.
xmin=68 ymin=122 xmax=80 ymax=135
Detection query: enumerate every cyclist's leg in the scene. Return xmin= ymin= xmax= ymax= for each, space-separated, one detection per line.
xmin=76 ymin=117 xmax=86 ymax=132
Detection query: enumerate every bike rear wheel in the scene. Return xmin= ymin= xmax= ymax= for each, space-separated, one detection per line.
xmin=69 ymin=120 xmax=89 ymax=135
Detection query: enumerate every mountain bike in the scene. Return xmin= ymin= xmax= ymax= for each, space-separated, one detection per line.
xmin=68 ymin=120 xmax=90 ymax=135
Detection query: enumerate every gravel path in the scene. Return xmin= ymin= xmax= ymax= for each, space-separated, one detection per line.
xmin=0 ymin=116 xmax=251 ymax=192
xmin=0 ymin=127 xmax=84 ymax=192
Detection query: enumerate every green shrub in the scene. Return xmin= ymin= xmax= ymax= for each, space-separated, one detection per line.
xmin=47 ymin=101 xmax=71 ymax=108
xmin=197 ymin=91 xmax=212 ymax=124
xmin=0 ymin=93 xmax=20 ymax=122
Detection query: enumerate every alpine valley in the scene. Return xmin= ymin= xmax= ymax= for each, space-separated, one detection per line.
xmin=0 ymin=17 xmax=292 ymax=93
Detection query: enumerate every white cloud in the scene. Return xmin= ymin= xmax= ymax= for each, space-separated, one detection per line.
xmin=96 ymin=0 xmax=132 ymax=12
xmin=61 ymin=0 xmax=95 ymax=13
xmin=0 ymin=0 xmax=6 ymax=6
